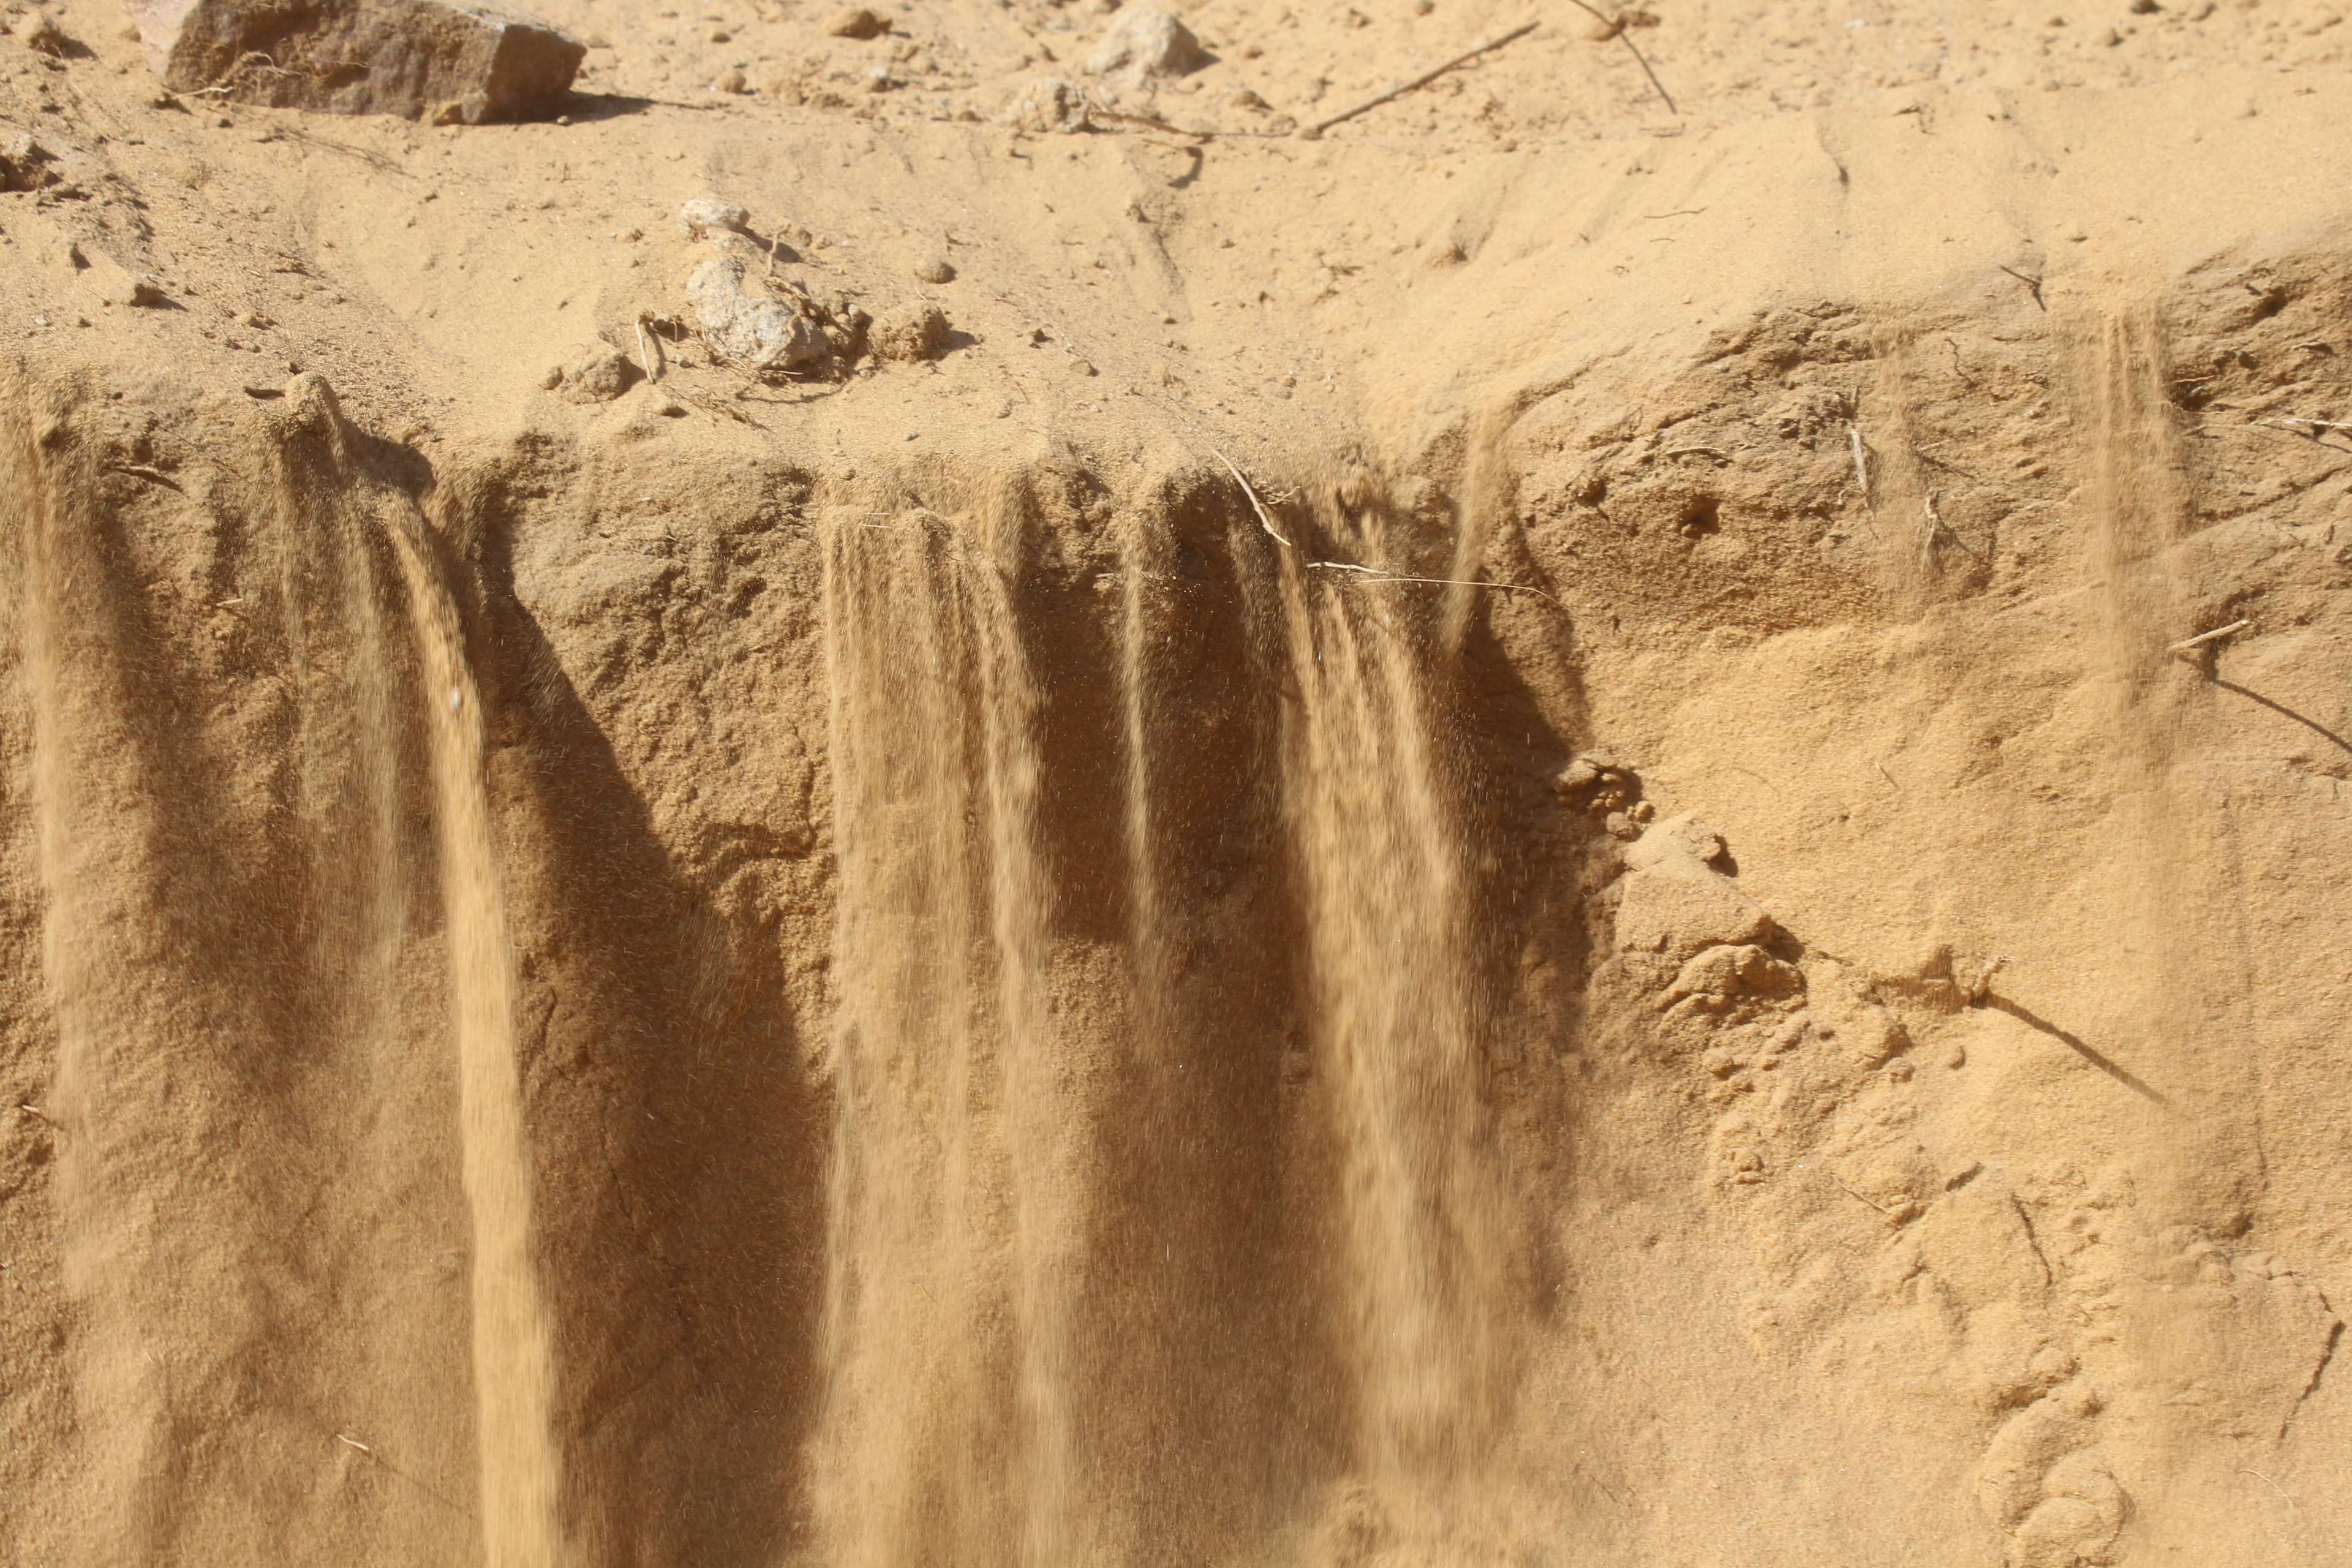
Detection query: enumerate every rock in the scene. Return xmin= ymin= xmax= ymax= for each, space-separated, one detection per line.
xmin=19 ymin=9 xmax=74 ymax=56
xmin=1624 ymin=812 xmax=1730 ymax=873
xmin=68 ymin=243 xmax=165 ymax=307
xmin=687 ymin=255 xmax=831 ymax=379
xmin=550 ymin=342 xmax=634 ymax=403
xmin=713 ymin=66 xmax=748 ymax=94
xmin=911 ymin=253 xmax=956 ymax=284
xmin=677 ymin=197 xmax=751 ymax=240
xmin=1614 ymin=863 xmax=1776 ymax=964
xmin=0 ymin=132 xmax=60 ymax=192
xmin=1662 ymin=944 xmax=1803 ymax=1011
xmin=1553 ymin=755 xmax=1604 ymax=792
xmin=1554 ymin=748 xmax=1635 ymax=813
xmin=1008 ymin=77 xmax=1089 ymax=132
xmin=126 ymin=0 xmax=585 ymax=124
xmin=870 ymin=302 xmax=951 ymax=363
xmin=824 ymin=6 xmax=889 ymax=39
xmin=1086 ymin=7 xmax=1208 ymax=78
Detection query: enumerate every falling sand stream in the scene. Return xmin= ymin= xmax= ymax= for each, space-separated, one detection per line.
xmin=1272 ymin=524 xmax=1508 ymax=1493
xmin=384 ymin=500 xmax=569 ymax=1568
xmin=816 ymin=484 xmax=1080 ymax=1568
xmin=814 ymin=471 xmax=1507 ymax=1562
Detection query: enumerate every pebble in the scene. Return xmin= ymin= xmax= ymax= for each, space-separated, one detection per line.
xmin=824 ymin=7 xmax=889 ymax=40
xmin=912 ymin=254 xmax=956 ymax=284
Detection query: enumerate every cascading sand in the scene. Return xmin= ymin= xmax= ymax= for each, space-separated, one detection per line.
xmin=383 ymin=499 xmax=568 ymax=1568
xmin=1268 ymin=491 xmax=1512 ymax=1498
xmin=814 ymin=482 xmax=1080 ymax=1568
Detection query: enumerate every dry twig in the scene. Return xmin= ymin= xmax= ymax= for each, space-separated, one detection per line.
xmin=1089 ymin=107 xmax=1214 ymax=141
xmin=107 ymin=463 xmax=184 ymax=492
xmin=1311 ymin=559 xmax=1562 ymax=606
xmin=1298 ymin=20 xmax=1540 ymax=139
xmin=2169 ymin=619 xmax=2249 ymax=655
xmin=1831 ymin=1173 xmax=1894 ymax=1215
xmin=1560 ymin=0 xmax=1678 ymax=112
xmin=635 ymin=314 xmax=661 ymax=383
xmin=1210 ymin=450 xmax=1561 ymax=607
xmin=1212 ymin=448 xmax=1294 ymax=548
xmin=1997 ymin=265 xmax=2048 ymax=312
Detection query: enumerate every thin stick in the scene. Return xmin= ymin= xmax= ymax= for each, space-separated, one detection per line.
xmin=1298 ymin=20 xmax=1539 ymax=139
xmin=2169 ymin=619 xmax=2248 ymax=654
xmin=635 ymin=315 xmax=660 ymax=383
xmin=1208 ymin=451 xmax=1559 ymax=606
xmin=1560 ymin=0 xmax=1678 ymax=113
xmin=1310 ymin=559 xmax=1561 ymax=606
xmin=1966 ymin=956 xmax=2009 ymax=1006
xmin=2261 ymin=415 xmax=2352 ymax=432
xmin=1997 ymin=265 xmax=2047 ymax=312
xmin=1089 ymin=107 xmax=1212 ymax=141
xmin=1831 ymin=1174 xmax=1893 ymax=1215
xmin=1212 ymin=448 xmax=1294 ymax=548
xmin=106 ymin=463 xmax=185 ymax=491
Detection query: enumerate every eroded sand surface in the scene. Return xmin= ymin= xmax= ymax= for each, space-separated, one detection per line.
xmin=2 ymin=1 xmax=2350 ymax=1564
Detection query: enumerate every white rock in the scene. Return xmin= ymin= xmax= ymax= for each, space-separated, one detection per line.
xmin=687 ymin=255 xmax=829 ymax=377
xmin=1086 ymin=7 xmax=1208 ymax=78
xmin=677 ymin=198 xmax=752 ymax=241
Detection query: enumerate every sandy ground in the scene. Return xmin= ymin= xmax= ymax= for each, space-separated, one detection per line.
xmin=2 ymin=1 xmax=2351 ymax=1564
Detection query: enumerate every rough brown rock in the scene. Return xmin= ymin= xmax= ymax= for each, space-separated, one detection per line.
xmin=0 ymin=132 xmax=59 ymax=191
xmin=870 ymin=301 xmax=951 ymax=362
xmin=823 ymin=6 xmax=889 ymax=40
xmin=126 ymin=0 xmax=585 ymax=124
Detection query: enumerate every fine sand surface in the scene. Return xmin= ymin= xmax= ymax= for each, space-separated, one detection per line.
xmin=2 ymin=2 xmax=2350 ymax=1565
